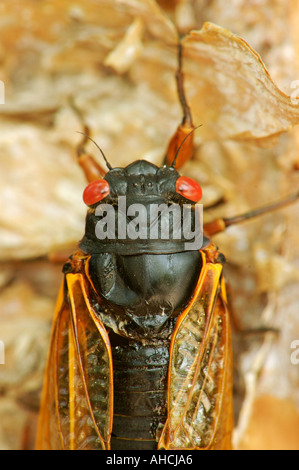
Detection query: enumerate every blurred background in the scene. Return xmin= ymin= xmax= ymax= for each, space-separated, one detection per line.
xmin=0 ymin=0 xmax=299 ymax=450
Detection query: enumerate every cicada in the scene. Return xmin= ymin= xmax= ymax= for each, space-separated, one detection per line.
xmin=35 ymin=42 xmax=298 ymax=451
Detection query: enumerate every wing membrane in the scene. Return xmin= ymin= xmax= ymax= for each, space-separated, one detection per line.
xmin=159 ymin=258 xmax=233 ymax=450
xmin=36 ymin=272 xmax=113 ymax=450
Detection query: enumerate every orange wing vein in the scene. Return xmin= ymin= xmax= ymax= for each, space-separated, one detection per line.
xmin=35 ymin=272 xmax=113 ymax=450
xmin=159 ymin=255 xmax=233 ymax=450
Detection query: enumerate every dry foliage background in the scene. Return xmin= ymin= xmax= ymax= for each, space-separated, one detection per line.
xmin=0 ymin=0 xmax=299 ymax=450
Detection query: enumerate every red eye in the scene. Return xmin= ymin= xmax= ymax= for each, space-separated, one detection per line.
xmin=175 ymin=176 xmax=202 ymax=202
xmin=83 ymin=179 xmax=110 ymax=206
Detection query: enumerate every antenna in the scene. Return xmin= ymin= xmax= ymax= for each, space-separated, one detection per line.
xmin=76 ymin=132 xmax=112 ymax=171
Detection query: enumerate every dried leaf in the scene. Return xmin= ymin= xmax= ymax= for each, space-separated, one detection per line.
xmin=182 ymin=23 xmax=299 ymax=144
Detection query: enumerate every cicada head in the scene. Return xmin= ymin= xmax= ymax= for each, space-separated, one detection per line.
xmin=80 ymin=160 xmax=205 ymax=255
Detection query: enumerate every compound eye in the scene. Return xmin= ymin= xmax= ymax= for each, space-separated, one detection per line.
xmin=83 ymin=179 xmax=110 ymax=206
xmin=175 ymin=176 xmax=202 ymax=202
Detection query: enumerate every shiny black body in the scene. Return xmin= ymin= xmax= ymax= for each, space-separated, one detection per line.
xmin=79 ymin=161 xmax=203 ymax=449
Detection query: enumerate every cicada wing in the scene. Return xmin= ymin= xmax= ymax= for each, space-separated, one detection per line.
xmin=35 ymin=280 xmax=69 ymax=450
xmin=35 ymin=273 xmax=113 ymax=450
xmin=159 ymin=261 xmax=233 ymax=450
